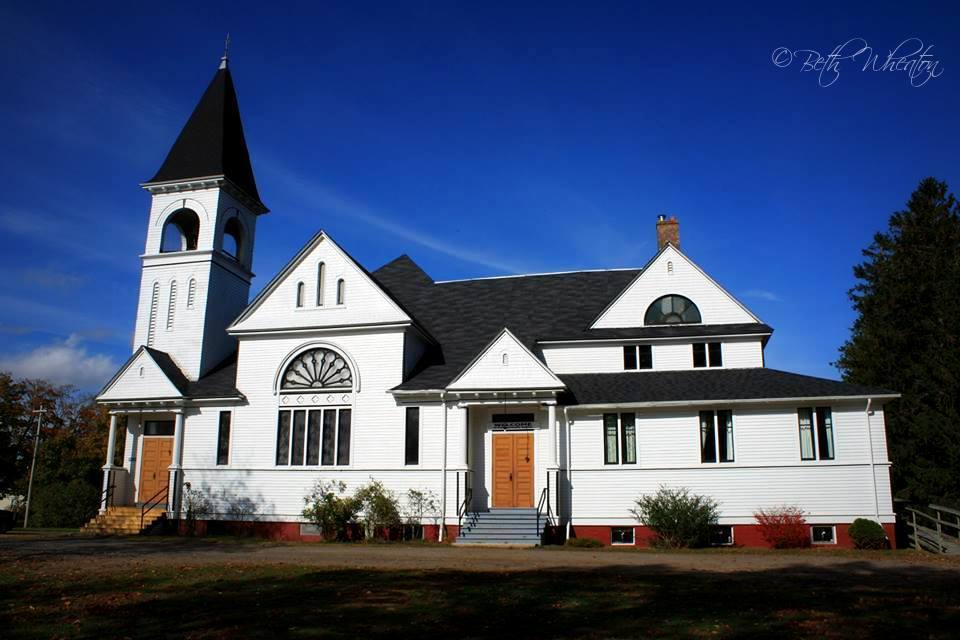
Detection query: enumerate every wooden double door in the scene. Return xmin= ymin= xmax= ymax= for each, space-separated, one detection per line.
xmin=139 ymin=437 xmax=173 ymax=503
xmin=492 ymin=433 xmax=534 ymax=508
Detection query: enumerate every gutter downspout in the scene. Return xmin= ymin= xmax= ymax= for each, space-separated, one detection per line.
xmin=563 ymin=406 xmax=572 ymax=541
xmin=865 ymin=398 xmax=881 ymax=521
xmin=439 ymin=391 xmax=447 ymax=542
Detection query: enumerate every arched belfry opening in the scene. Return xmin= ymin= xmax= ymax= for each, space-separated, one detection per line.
xmin=222 ymin=217 xmax=244 ymax=261
xmin=160 ymin=209 xmax=201 ymax=253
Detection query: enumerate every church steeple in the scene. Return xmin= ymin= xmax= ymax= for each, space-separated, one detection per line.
xmin=145 ymin=55 xmax=265 ymax=212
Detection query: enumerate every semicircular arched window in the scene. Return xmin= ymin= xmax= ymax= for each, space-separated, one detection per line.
xmin=280 ymin=348 xmax=353 ymax=390
xmin=644 ymin=295 xmax=701 ymax=325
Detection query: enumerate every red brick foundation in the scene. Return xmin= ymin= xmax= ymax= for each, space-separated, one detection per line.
xmin=569 ymin=523 xmax=897 ymax=549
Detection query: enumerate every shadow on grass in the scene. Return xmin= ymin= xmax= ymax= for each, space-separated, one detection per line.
xmin=3 ymin=559 xmax=960 ymax=639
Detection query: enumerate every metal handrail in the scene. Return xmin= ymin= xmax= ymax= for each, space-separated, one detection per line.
xmin=86 ymin=474 xmax=116 ymax=523
xmin=457 ymin=470 xmax=474 ymax=529
xmin=536 ymin=471 xmax=554 ymax=538
xmin=139 ymin=471 xmax=171 ymax=532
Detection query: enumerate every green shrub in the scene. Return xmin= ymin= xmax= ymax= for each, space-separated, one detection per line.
xmin=302 ymin=480 xmax=359 ymax=541
xmin=848 ymin=518 xmax=889 ymax=549
xmin=630 ymin=486 xmax=719 ymax=548
xmin=566 ymin=537 xmax=603 ymax=548
xmin=354 ymin=480 xmax=401 ymax=540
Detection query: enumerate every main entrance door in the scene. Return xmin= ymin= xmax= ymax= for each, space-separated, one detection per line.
xmin=492 ymin=433 xmax=534 ymax=508
xmin=139 ymin=437 xmax=173 ymax=503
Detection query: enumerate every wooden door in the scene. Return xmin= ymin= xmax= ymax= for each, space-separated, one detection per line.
xmin=139 ymin=437 xmax=173 ymax=503
xmin=492 ymin=433 xmax=534 ymax=508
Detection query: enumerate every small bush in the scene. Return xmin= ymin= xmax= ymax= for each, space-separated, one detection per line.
xmin=848 ymin=518 xmax=889 ymax=549
xmin=302 ymin=480 xmax=359 ymax=541
xmin=566 ymin=537 xmax=603 ymax=548
xmin=354 ymin=480 xmax=402 ymax=540
xmin=404 ymin=488 xmax=440 ymax=540
xmin=630 ymin=486 xmax=719 ymax=548
xmin=754 ymin=506 xmax=809 ymax=548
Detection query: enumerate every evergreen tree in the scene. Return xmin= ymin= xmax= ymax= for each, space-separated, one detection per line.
xmin=837 ymin=177 xmax=960 ymax=505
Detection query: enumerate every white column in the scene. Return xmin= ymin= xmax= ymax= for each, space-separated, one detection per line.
xmin=99 ymin=414 xmax=119 ymax=513
xmin=170 ymin=410 xmax=185 ymax=516
xmin=458 ymin=406 xmax=469 ymax=469
xmin=546 ymin=402 xmax=558 ymax=469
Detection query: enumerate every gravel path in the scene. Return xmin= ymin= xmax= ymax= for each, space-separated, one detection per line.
xmin=3 ymin=532 xmax=960 ymax=575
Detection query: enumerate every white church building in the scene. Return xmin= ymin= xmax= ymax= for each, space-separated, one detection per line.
xmin=93 ymin=56 xmax=898 ymax=546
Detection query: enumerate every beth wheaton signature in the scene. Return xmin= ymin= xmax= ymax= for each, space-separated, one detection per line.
xmin=772 ymin=38 xmax=943 ymax=87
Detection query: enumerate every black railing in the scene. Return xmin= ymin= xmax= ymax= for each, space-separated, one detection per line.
xmin=456 ymin=469 xmax=474 ymax=530
xmin=140 ymin=470 xmax=171 ymax=532
xmin=85 ymin=470 xmax=116 ymax=524
xmin=536 ymin=471 xmax=555 ymax=539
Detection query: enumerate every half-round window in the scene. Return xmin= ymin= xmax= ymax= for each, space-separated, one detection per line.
xmin=281 ymin=348 xmax=353 ymax=390
xmin=644 ymin=295 xmax=701 ymax=325
xmin=161 ymin=209 xmax=200 ymax=252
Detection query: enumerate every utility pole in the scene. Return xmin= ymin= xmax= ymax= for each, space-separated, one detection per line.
xmin=23 ymin=405 xmax=46 ymax=529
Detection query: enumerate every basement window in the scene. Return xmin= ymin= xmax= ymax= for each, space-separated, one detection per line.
xmin=710 ymin=525 xmax=734 ymax=546
xmin=611 ymin=527 xmax=635 ymax=545
xmin=811 ymin=525 xmax=836 ymax=544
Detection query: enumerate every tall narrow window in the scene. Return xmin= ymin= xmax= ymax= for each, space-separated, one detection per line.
xmin=290 ymin=410 xmax=307 ymax=466
xmin=708 ymin=342 xmax=723 ymax=367
xmin=798 ymin=408 xmax=815 ymax=460
xmin=147 ymin=282 xmax=160 ymax=346
xmin=700 ymin=411 xmax=716 ymax=463
xmin=623 ymin=346 xmax=637 ymax=370
xmin=337 ymin=409 xmax=352 ymax=465
xmin=603 ymin=413 xmax=619 ymax=464
xmin=276 ymin=412 xmax=291 ymax=465
xmin=621 ymin=413 xmax=637 ymax=464
xmin=306 ymin=411 xmax=322 ymax=465
xmin=321 ymin=409 xmax=336 ymax=465
xmin=216 ymin=411 xmax=231 ymax=465
xmin=186 ymin=278 xmax=197 ymax=309
xmin=336 ymin=278 xmax=345 ymax=305
xmin=166 ymin=281 xmax=177 ymax=330
xmin=296 ymin=282 xmax=305 ymax=308
xmin=701 ymin=410 xmax=734 ymax=463
xmin=405 ymin=407 xmax=420 ymax=465
xmin=717 ymin=410 xmax=734 ymax=462
xmin=815 ymin=407 xmax=835 ymax=460
xmin=316 ymin=262 xmax=325 ymax=306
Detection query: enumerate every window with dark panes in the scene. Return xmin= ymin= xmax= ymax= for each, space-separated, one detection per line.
xmin=694 ymin=342 xmax=722 ymax=367
xmin=708 ymin=342 xmax=723 ymax=367
xmin=699 ymin=410 xmax=716 ymax=462
xmin=798 ymin=408 xmax=815 ymax=460
xmin=611 ymin=526 xmax=635 ymax=544
xmin=693 ymin=343 xmax=707 ymax=368
xmin=321 ymin=409 xmax=336 ymax=465
xmin=637 ymin=344 xmax=653 ymax=369
xmin=405 ymin=407 xmax=420 ymax=465
xmin=711 ymin=525 xmax=734 ymax=546
xmin=276 ymin=412 xmax=291 ymax=465
xmin=623 ymin=345 xmax=637 ymax=370
xmin=216 ymin=412 xmax=231 ymax=466
xmin=811 ymin=525 xmax=836 ymax=544
xmin=337 ymin=409 xmax=351 ymax=465
xmin=290 ymin=410 xmax=306 ymax=465
xmin=815 ymin=407 xmax=834 ymax=460
xmin=717 ymin=410 xmax=734 ymax=462
xmin=306 ymin=411 xmax=322 ymax=465
xmin=798 ymin=407 xmax=835 ymax=461
xmin=620 ymin=413 xmax=637 ymax=464
xmin=603 ymin=413 xmax=619 ymax=464
xmin=700 ymin=410 xmax=734 ymax=463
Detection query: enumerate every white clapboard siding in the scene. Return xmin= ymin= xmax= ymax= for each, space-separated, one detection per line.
xmin=449 ymin=329 xmax=563 ymax=390
xmin=592 ymin=245 xmax=758 ymax=328
xmin=99 ymin=349 xmax=182 ymax=401
xmin=228 ymin=233 xmax=409 ymax=333
xmin=541 ymin=338 xmax=764 ymax=374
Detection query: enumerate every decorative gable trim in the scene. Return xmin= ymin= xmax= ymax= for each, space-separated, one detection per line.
xmin=590 ymin=243 xmax=762 ymax=328
xmin=447 ymin=327 xmax=565 ymax=391
xmin=96 ymin=346 xmax=186 ymax=402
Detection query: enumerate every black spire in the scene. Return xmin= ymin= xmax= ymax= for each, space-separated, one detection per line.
xmin=146 ymin=58 xmax=264 ymax=208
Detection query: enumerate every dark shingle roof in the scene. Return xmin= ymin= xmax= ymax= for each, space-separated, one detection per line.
xmin=186 ymin=353 xmax=242 ymax=399
xmin=558 ymin=368 xmax=897 ymax=406
xmin=146 ymin=65 xmax=263 ymax=206
xmin=143 ymin=347 xmax=190 ymax=394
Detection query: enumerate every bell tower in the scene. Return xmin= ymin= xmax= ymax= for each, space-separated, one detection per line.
xmin=132 ymin=52 xmax=268 ymax=380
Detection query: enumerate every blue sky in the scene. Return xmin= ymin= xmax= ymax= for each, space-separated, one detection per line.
xmin=0 ymin=1 xmax=957 ymax=391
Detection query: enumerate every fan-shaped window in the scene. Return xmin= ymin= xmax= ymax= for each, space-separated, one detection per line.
xmin=281 ymin=348 xmax=353 ymax=390
xmin=222 ymin=217 xmax=243 ymax=260
xmin=160 ymin=209 xmax=200 ymax=252
xmin=644 ymin=295 xmax=701 ymax=325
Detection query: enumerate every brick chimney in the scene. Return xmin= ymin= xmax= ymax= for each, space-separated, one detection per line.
xmin=656 ymin=215 xmax=679 ymax=249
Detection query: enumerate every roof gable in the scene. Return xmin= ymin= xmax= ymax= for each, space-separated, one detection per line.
xmin=229 ymin=231 xmax=413 ymax=333
xmin=97 ymin=347 xmax=185 ymax=402
xmin=591 ymin=244 xmax=760 ymax=329
xmin=447 ymin=328 xmax=564 ymax=391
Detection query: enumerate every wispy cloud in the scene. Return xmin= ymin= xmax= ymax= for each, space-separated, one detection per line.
xmin=0 ymin=334 xmax=118 ymax=390
xmin=19 ymin=267 xmax=86 ymax=289
xmin=260 ymin=159 xmax=533 ymax=274
xmin=742 ymin=289 xmax=782 ymax=302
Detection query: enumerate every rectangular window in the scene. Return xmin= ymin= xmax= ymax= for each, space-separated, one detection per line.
xmin=623 ymin=345 xmax=637 ymax=370
xmin=637 ymin=345 xmax=653 ymax=369
xmin=216 ymin=412 xmax=231 ymax=466
xmin=143 ymin=420 xmax=175 ymax=436
xmin=603 ymin=413 xmax=619 ymax=464
xmin=811 ymin=525 xmax=836 ymax=544
xmin=275 ymin=412 xmax=291 ymax=465
xmin=290 ymin=410 xmax=306 ymax=466
xmin=699 ymin=410 xmax=716 ymax=463
xmin=306 ymin=410 xmax=322 ymax=465
xmin=717 ymin=410 xmax=734 ymax=462
xmin=816 ymin=407 xmax=835 ymax=460
xmin=405 ymin=407 xmax=420 ymax=465
xmin=693 ymin=343 xmax=707 ymax=368
xmin=620 ymin=413 xmax=637 ymax=464
xmin=798 ymin=408 xmax=815 ymax=460
xmin=336 ymin=409 xmax=351 ymax=465
xmin=321 ymin=409 xmax=336 ymax=465
xmin=611 ymin=526 xmax=635 ymax=545
xmin=710 ymin=525 xmax=734 ymax=546
xmin=708 ymin=342 xmax=723 ymax=367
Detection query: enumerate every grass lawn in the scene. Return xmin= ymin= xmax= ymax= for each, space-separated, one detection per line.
xmin=2 ymin=544 xmax=959 ymax=638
